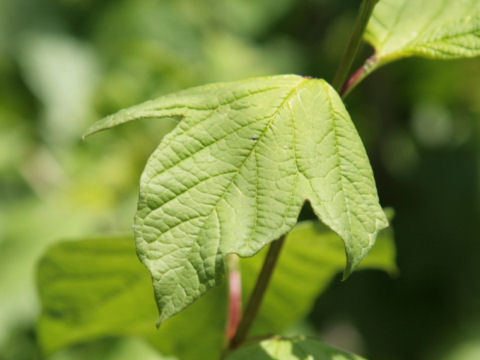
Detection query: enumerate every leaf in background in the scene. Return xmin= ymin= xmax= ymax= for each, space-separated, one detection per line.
xmin=243 ymin=215 xmax=397 ymax=336
xmin=36 ymin=237 xmax=158 ymax=354
xmin=206 ymin=0 xmax=296 ymax=37
xmin=365 ymin=0 xmax=480 ymax=67
xmin=48 ymin=338 xmax=173 ymax=360
xmin=84 ymin=75 xmax=388 ymax=325
xmin=18 ymin=32 xmax=99 ymax=144
xmin=37 ymin=219 xmax=395 ymax=359
xmin=36 ymin=235 xmax=226 ymax=358
xmin=225 ymin=337 xmax=365 ymax=360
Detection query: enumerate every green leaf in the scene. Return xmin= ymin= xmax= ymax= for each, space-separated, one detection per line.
xmin=243 ymin=215 xmax=397 ymax=336
xmin=36 ymin=236 xmax=159 ymax=354
xmin=225 ymin=337 xmax=365 ymax=360
xmin=37 ymin=220 xmax=395 ymax=359
xmin=85 ymin=75 xmax=388 ymax=325
xmin=149 ymin=216 xmax=396 ymax=358
xmin=366 ymin=0 xmax=480 ymax=66
xmin=36 ymin=236 xmax=227 ymax=359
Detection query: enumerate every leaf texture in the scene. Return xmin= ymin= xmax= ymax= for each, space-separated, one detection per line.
xmin=225 ymin=337 xmax=365 ymax=360
xmin=37 ymin=220 xmax=396 ymax=358
xmin=366 ymin=0 xmax=480 ymax=64
xmin=85 ymin=75 xmax=388 ymax=325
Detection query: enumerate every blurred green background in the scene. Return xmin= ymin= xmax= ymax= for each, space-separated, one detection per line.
xmin=1 ymin=0 xmax=479 ymax=359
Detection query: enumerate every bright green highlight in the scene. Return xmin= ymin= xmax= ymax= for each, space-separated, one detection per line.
xmin=366 ymin=0 xmax=480 ymax=65
xmin=85 ymin=75 xmax=387 ymax=325
xmin=37 ymin=219 xmax=395 ymax=359
xmin=225 ymin=337 xmax=365 ymax=360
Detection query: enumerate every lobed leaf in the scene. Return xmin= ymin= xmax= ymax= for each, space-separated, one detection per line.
xmin=365 ymin=0 xmax=480 ymax=66
xmin=37 ymin=220 xmax=396 ymax=359
xmin=225 ymin=337 xmax=365 ymax=360
xmin=85 ymin=75 xmax=388 ymax=325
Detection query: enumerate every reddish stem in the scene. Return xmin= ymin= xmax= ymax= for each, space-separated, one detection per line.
xmin=341 ymin=54 xmax=378 ymax=98
xmin=226 ymin=255 xmax=242 ymax=341
xmin=228 ymin=236 xmax=285 ymax=350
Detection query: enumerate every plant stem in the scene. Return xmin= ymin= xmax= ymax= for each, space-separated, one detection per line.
xmin=341 ymin=54 xmax=380 ymax=98
xmin=227 ymin=235 xmax=286 ymax=350
xmin=225 ymin=254 xmax=242 ymax=342
xmin=332 ymin=0 xmax=379 ymax=93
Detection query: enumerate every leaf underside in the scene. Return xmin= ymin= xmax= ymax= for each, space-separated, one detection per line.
xmin=366 ymin=0 xmax=480 ymax=64
xmin=85 ymin=75 xmax=388 ymax=325
xmin=225 ymin=337 xmax=365 ymax=360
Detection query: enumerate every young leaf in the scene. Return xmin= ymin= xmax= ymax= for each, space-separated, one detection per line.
xmin=366 ymin=0 xmax=480 ymax=66
xmin=225 ymin=337 xmax=365 ymax=360
xmin=36 ymin=220 xmax=395 ymax=359
xmin=84 ymin=75 xmax=388 ymax=325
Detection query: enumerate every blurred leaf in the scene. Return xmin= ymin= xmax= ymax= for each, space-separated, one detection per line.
xmin=204 ymin=0 xmax=296 ymax=37
xmin=90 ymin=0 xmax=301 ymax=112
xmin=443 ymin=341 xmax=480 ymax=360
xmin=18 ymin=32 xmax=99 ymax=144
xmin=48 ymin=338 xmax=173 ymax=360
xmin=245 ymin=213 xmax=397 ymax=336
xmin=36 ymin=236 xmax=158 ymax=353
xmin=93 ymin=0 xmax=203 ymax=63
xmin=37 ymin=218 xmax=395 ymax=359
xmin=365 ymin=0 xmax=480 ymax=66
xmin=225 ymin=337 xmax=365 ymax=360
xmin=144 ymin=284 xmax=226 ymax=360
xmin=85 ymin=75 xmax=387 ymax=326
xmin=36 ymin=235 xmax=226 ymax=358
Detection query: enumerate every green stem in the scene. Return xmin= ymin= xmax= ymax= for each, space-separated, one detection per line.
xmin=227 ymin=235 xmax=286 ymax=351
xmin=332 ymin=0 xmax=379 ymax=93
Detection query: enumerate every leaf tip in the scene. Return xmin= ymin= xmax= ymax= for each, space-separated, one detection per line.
xmin=341 ymin=262 xmax=355 ymax=281
xmin=342 ymin=213 xmax=390 ymax=280
xmin=82 ymin=125 xmax=103 ymax=140
xmin=81 ymin=128 xmax=97 ymax=140
xmin=155 ymin=309 xmax=168 ymax=329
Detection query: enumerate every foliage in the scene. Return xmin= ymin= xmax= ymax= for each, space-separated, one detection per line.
xmin=1 ymin=0 xmax=480 ymax=359
xmin=366 ymin=0 xmax=480 ymax=64
xmin=224 ymin=337 xmax=365 ymax=360
xmin=84 ymin=75 xmax=387 ymax=324
xmin=37 ymin=219 xmax=396 ymax=360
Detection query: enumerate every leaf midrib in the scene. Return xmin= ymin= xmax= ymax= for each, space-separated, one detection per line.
xmin=142 ymin=78 xmax=310 ymax=314
xmin=182 ymin=78 xmax=310 ymax=250
xmin=142 ymin=79 xmax=309 ymax=232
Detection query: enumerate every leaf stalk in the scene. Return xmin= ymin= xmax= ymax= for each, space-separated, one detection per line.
xmin=225 ymin=254 xmax=242 ymax=342
xmin=341 ymin=54 xmax=380 ymax=97
xmin=332 ymin=0 xmax=379 ymax=94
xmin=227 ymin=235 xmax=286 ymax=351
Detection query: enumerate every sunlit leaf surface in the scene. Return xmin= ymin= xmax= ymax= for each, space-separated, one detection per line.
xmin=85 ymin=75 xmax=387 ymax=325
xmin=366 ymin=0 xmax=480 ymax=65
